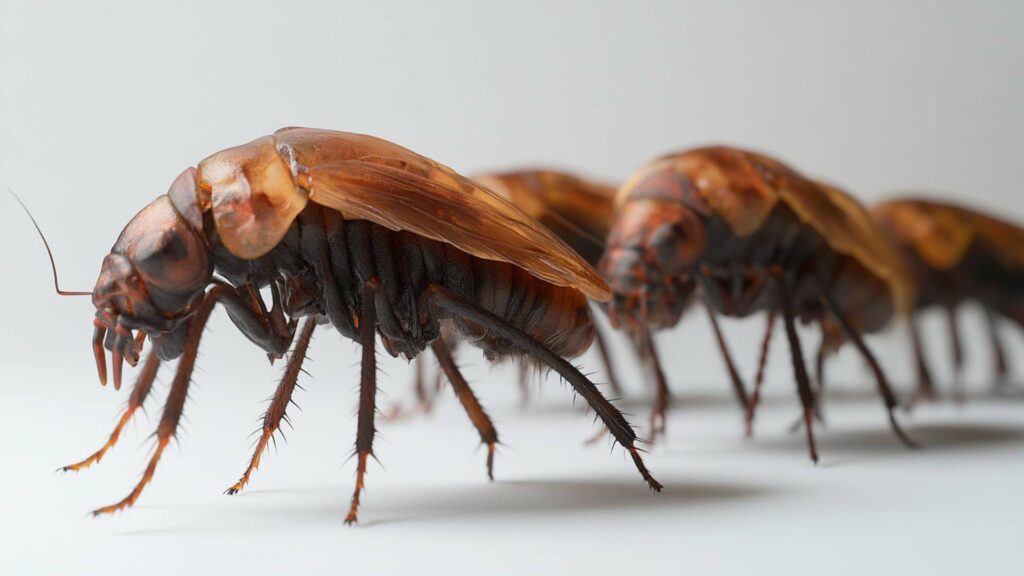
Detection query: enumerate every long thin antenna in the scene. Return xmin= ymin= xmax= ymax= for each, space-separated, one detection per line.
xmin=7 ymin=187 xmax=92 ymax=296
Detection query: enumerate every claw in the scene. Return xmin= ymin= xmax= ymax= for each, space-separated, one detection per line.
xmin=129 ymin=331 xmax=146 ymax=367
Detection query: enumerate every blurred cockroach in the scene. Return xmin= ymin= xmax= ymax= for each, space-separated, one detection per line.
xmin=54 ymin=127 xmax=660 ymax=523
xmin=600 ymin=146 xmax=916 ymax=462
xmin=872 ymin=198 xmax=1024 ymax=401
xmin=408 ymin=169 xmax=751 ymax=442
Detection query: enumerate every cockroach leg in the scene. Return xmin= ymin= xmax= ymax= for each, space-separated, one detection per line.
xmin=946 ymin=306 xmax=966 ymax=403
xmin=745 ymin=311 xmax=777 ymax=437
xmin=820 ymin=284 xmax=918 ymax=449
xmin=414 ymin=353 xmax=435 ymax=413
xmin=431 ymin=338 xmax=499 ymax=480
xmin=984 ymin=308 xmax=1010 ymax=387
xmin=428 ymin=284 xmax=661 ymax=491
xmin=226 ymin=318 xmax=316 ymax=495
xmin=811 ymin=323 xmax=829 ymax=423
xmin=592 ymin=321 xmax=624 ymax=398
xmin=640 ymin=325 xmax=670 ymax=442
xmin=703 ymin=299 xmax=750 ymax=412
xmin=92 ymin=285 xmax=223 ymax=516
xmin=517 ymin=359 xmax=531 ymax=406
xmin=218 ymin=283 xmax=297 ymax=361
xmin=345 ymin=283 xmax=381 ymax=525
xmin=779 ymin=281 xmax=819 ymax=464
xmin=904 ymin=312 xmax=936 ymax=410
xmin=61 ymin=352 xmax=161 ymax=472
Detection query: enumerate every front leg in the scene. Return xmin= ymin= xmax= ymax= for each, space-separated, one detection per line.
xmin=220 ymin=282 xmax=297 ymax=360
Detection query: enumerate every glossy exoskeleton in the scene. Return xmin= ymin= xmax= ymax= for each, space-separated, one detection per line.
xmin=61 ymin=128 xmax=661 ymax=523
xmin=872 ymin=198 xmax=1024 ymax=400
xmin=600 ymin=146 xmax=916 ymax=462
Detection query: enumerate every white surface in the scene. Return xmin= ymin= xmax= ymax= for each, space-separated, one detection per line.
xmin=2 ymin=1 xmax=1024 ymax=574
xmin=2 ymin=358 xmax=1024 ymax=575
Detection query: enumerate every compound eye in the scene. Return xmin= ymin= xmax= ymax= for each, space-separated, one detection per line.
xmin=120 ymin=196 xmax=210 ymax=312
xmin=649 ymin=209 xmax=706 ymax=273
xmin=135 ymin=226 xmax=207 ymax=293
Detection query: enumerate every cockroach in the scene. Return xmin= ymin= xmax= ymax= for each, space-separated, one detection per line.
xmin=871 ymin=198 xmax=1024 ymax=401
xmin=600 ymin=146 xmax=916 ymax=462
xmin=56 ymin=127 xmax=660 ymax=523
xmin=446 ymin=169 xmax=626 ymax=401
xmin=480 ymin=169 xmax=751 ymax=440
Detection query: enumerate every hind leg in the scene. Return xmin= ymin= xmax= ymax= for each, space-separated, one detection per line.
xmin=431 ymin=338 xmax=499 ymax=480
xmin=428 ymin=284 xmax=661 ymax=491
xmin=820 ymin=286 xmax=917 ymax=449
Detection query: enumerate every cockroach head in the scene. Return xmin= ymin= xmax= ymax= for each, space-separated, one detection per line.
xmin=91 ymin=168 xmax=212 ymax=386
xmin=599 ymin=194 xmax=706 ymax=334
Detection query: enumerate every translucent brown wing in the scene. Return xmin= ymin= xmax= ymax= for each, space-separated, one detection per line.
xmin=474 ymin=170 xmax=615 ymax=267
xmin=296 ymin=159 xmax=611 ymax=301
xmin=622 ymin=147 xmax=912 ymax=313
xmin=196 ymin=128 xmax=610 ymax=300
xmin=873 ymin=198 xmax=1024 ymax=271
xmin=806 ymin=182 xmax=915 ymax=315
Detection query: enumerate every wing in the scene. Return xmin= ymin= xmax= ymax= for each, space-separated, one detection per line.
xmin=474 ymin=170 xmax=615 ymax=267
xmin=296 ymin=160 xmax=612 ymax=301
xmin=805 ymin=183 xmax=915 ymax=315
xmin=873 ymin=198 xmax=1024 ymax=271
xmin=625 ymin=147 xmax=911 ymax=313
xmin=871 ymin=199 xmax=974 ymax=271
xmin=617 ymin=147 xmax=781 ymax=236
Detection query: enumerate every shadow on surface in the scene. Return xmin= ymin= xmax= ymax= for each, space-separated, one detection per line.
xmin=378 ymin=478 xmax=769 ymax=524
xmin=759 ymin=422 xmax=1024 ymax=456
xmin=188 ymin=477 xmax=775 ymax=528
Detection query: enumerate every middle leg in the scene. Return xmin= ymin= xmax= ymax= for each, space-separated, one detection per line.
xmin=428 ymin=284 xmax=661 ymax=491
xmin=345 ymin=283 xmax=381 ymax=525
xmin=225 ymin=317 xmax=317 ymax=495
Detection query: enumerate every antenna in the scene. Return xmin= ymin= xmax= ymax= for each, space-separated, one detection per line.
xmin=7 ymin=188 xmax=92 ymax=297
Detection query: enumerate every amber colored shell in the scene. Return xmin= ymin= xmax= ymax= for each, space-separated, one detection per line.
xmin=618 ymin=146 xmax=914 ymax=314
xmin=474 ymin=169 xmax=615 ymax=261
xmin=872 ymin=198 xmax=1024 ymax=272
xmin=194 ymin=128 xmax=610 ymax=301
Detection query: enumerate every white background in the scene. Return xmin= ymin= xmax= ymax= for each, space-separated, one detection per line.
xmin=1 ymin=1 xmax=1022 ymax=574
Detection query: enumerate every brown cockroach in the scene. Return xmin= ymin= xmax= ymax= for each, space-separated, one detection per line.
xmin=56 ymin=127 xmax=661 ymax=523
xmin=485 ymin=170 xmax=751 ymax=436
xmin=871 ymin=198 xmax=1024 ymax=401
xmin=600 ymin=146 xmax=916 ymax=462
